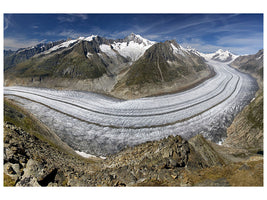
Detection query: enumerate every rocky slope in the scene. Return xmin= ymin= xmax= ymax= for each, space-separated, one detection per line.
xmin=4 ymin=98 xmax=101 ymax=186
xmin=224 ymin=92 xmax=263 ymax=153
xmin=230 ymin=49 xmax=263 ymax=88
xmin=3 ymin=98 xmax=263 ymax=186
xmin=224 ymin=50 xmax=263 ymax=153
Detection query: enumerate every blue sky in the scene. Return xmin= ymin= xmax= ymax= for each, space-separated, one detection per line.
xmin=4 ymin=14 xmax=263 ymax=54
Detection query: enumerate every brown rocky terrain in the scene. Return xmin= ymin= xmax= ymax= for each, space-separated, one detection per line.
xmin=3 ymin=98 xmax=263 ymax=186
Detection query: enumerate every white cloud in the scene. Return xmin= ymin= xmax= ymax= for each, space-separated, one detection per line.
xmin=4 ymin=15 xmax=12 ymax=31
xmin=76 ymin=14 xmax=88 ymax=20
xmin=143 ymin=34 xmax=162 ymax=40
xmin=43 ymin=28 xmax=99 ymax=39
xmin=4 ymin=37 xmax=47 ymax=50
xmin=57 ymin=14 xmax=88 ymax=23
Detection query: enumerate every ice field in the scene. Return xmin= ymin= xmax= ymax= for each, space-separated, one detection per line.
xmin=4 ymin=60 xmax=258 ymax=156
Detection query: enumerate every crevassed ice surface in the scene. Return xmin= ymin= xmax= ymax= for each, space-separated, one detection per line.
xmin=4 ymin=60 xmax=258 ymax=156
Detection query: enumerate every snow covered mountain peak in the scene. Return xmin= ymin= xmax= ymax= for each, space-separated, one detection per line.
xmin=77 ymin=35 xmax=98 ymax=41
xmin=200 ymin=49 xmax=239 ymax=62
xmin=169 ymin=41 xmax=187 ymax=56
xmin=124 ymin=33 xmax=155 ymax=46
xmin=106 ymin=33 xmax=156 ymax=61
xmin=216 ymin=49 xmax=225 ymax=53
xmin=84 ymin=35 xmax=98 ymax=42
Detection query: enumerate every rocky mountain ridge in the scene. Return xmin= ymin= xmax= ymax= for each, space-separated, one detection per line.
xmin=4 ymin=40 xmax=66 ymax=71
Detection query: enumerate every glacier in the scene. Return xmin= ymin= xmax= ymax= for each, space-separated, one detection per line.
xmin=4 ymin=59 xmax=258 ymax=156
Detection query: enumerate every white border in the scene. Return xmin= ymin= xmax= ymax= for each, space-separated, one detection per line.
xmin=1 ymin=0 xmax=266 ymax=200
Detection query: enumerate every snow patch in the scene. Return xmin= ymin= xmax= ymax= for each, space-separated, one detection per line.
xmin=84 ymin=35 xmax=98 ymax=42
xmin=112 ymin=41 xmax=153 ymax=61
xmin=171 ymin=43 xmax=185 ymax=56
xmin=134 ymin=34 xmax=155 ymax=46
xmin=100 ymin=44 xmax=117 ymax=57
xmin=75 ymin=151 xmax=106 ymax=159
xmin=256 ymin=55 xmax=263 ymax=60
xmin=44 ymin=39 xmax=77 ymax=54
xmin=86 ymin=52 xmax=93 ymax=58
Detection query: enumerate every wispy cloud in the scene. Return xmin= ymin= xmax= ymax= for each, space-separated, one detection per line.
xmin=57 ymin=14 xmax=88 ymax=23
xmin=142 ymin=34 xmax=162 ymax=40
xmin=4 ymin=37 xmax=47 ymax=50
xmin=216 ymin=33 xmax=263 ymax=47
xmin=4 ymin=15 xmax=12 ymax=31
xmin=43 ymin=29 xmax=92 ymax=39
xmin=32 ymin=25 xmax=39 ymax=29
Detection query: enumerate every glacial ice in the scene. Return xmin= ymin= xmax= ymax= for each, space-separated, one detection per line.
xmin=4 ymin=60 xmax=258 ymax=156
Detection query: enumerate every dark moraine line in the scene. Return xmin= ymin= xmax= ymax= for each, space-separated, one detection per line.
xmin=4 ymin=75 xmax=240 ymax=129
xmin=4 ymin=73 xmax=235 ymax=118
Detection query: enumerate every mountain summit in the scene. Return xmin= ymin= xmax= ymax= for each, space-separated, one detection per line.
xmin=200 ymin=49 xmax=238 ymax=62
xmin=109 ymin=33 xmax=156 ymax=61
xmin=123 ymin=33 xmax=155 ymax=46
xmin=112 ymin=39 xmax=212 ymax=98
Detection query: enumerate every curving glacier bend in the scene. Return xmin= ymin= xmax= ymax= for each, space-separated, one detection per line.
xmin=4 ymin=60 xmax=258 ymax=156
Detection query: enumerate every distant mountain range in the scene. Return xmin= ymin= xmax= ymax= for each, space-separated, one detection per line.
xmin=4 ymin=33 xmax=259 ymax=99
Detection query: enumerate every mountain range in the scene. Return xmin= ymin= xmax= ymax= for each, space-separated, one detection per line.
xmin=4 ymin=33 xmax=240 ymax=99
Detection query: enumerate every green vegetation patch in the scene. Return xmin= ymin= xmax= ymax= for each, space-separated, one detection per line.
xmin=4 ymin=99 xmax=69 ymax=154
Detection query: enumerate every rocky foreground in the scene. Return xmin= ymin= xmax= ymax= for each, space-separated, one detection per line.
xmin=3 ymin=98 xmax=263 ymax=186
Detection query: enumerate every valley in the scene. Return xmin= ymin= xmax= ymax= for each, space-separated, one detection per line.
xmin=4 ymin=58 xmax=258 ymax=156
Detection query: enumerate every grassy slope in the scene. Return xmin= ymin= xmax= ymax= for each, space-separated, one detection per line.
xmin=5 ymin=42 xmax=107 ymax=79
xmin=4 ymin=98 xmax=82 ymax=157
